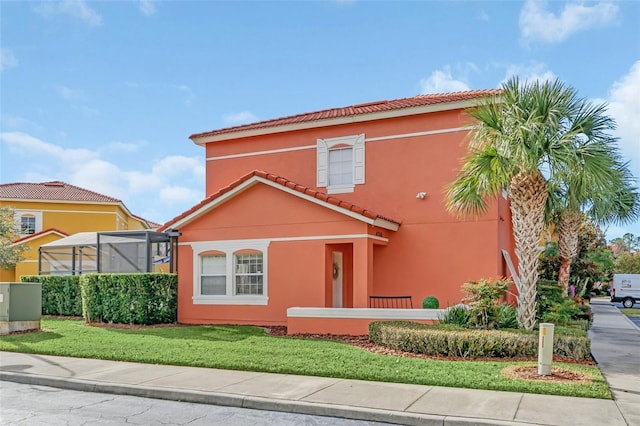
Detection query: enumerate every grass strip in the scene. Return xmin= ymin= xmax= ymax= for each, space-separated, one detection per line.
xmin=0 ymin=319 xmax=610 ymax=399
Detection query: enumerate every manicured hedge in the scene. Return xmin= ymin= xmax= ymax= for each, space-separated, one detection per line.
xmin=80 ymin=273 xmax=177 ymax=325
xmin=21 ymin=275 xmax=82 ymax=316
xmin=369 ymin=321 xmax=591 ymax=360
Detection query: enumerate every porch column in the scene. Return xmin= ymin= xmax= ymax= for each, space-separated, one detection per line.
xmin=352 ymin=238 xmax=374 ymax=308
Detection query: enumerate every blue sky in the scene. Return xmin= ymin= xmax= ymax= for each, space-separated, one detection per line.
xmin=1 ymin=0 xmax=639 ymax=240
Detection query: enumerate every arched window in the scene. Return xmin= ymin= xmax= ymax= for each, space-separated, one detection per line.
xmin=317 ymin=134 xmax=365 ymax=194
xmin=200 ymin=250 xmax=226 ymax=295
xmin=192 ymin=240 xmax=269 ymax=305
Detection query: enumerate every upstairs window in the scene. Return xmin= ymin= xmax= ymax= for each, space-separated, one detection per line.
xmin=317 ymin=134 xmax=365 ymax=194
xmin=328 ymin=147 xmax=353 ymax=186
xmin=20 ymin=214 xmax=36 ymax=235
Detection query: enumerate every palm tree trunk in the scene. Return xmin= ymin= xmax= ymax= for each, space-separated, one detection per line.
xmin=509 ymin=171 xmax=548 ymax=330
xmin=557 ymin=210 xmax=582 ymax=297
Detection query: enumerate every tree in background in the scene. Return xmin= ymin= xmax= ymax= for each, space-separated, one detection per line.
xmin=550 ymin=160 xmax=639 ymax=295
xmin=614 ymin=252 xmax=640 ymax=274
xmin=0 ymin=207 xmax=28 ymax=268
xmin=539 ymin=221 xmax=614 ymax=294
xmin=610 ymin=232 xmax=640 ymax=257
xmin=446 ymin=78 xmax=624 ymax=330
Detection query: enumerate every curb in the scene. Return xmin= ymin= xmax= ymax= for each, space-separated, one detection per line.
xmin=0 ymin=371 xmax=531 ymax=426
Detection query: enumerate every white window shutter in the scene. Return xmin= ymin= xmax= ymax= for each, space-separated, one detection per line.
xmin=317 ymin=139 xmax=328 ymax=187
xmin=353 ymin=134 xmax=365 ymax=184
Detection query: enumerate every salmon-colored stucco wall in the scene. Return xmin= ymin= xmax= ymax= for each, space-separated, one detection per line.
xmin=177 ymin=106 xmax=514 ymax=327
xmin=176 ymin=184 xmax=379 ymax=325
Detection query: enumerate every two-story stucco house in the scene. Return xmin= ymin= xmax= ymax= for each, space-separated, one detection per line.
xmin=160 ymin=90 xmax=515 ymax=335
xmin=0 ymin=181 xmax=155 ymax=280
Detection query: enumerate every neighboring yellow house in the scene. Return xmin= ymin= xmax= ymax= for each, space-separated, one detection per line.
xmin=0 ymin=181 xmax=156 ymax=280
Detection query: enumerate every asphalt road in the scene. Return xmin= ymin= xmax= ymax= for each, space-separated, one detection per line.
xmin=0 ymin=381 xmax=390 ymax=426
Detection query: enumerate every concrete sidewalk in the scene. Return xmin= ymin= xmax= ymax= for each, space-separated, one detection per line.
xmin=0 ymin=299 xmax=636 ymax=426
xmin=589 ymin=299 xmax=640 ymax=426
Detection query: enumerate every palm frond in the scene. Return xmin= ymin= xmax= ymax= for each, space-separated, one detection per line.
xmin=445 ymin=147 xmax=511 ymax=217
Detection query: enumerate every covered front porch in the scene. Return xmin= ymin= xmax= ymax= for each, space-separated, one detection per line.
xmin=289 ymin=237 xmax=446 ymax=335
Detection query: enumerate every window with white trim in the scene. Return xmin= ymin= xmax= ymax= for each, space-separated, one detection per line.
xmin=317 ymin=134 xmax=365 ymax=194
xmin=200 ymin=252 xmax=226 ymax=295
xmin=20 ymin=214 xmax=36 ymax=234
xmin=234 ymin=250 xmax=263 ymax=295
xmin=192 ymin=240 xmax=269 ymax=305
xmin=15 ymin=211 xmax=42 ymax=236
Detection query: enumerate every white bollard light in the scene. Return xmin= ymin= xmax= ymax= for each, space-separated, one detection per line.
xmin=538 ymin=323 xmax=555 ymax=376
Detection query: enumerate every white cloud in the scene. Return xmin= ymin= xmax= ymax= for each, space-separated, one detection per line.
xmin=600 ymin=61 xmax=640 ymax=241
xmin=222 ymin=111 xmax=259 ymax=125
xmin=106 ymin=141 xmax=142 ymax=153
xmin=608 ymin=61 xmax=640 ymax=174
xmin=55 ymin=85 xmax=87 ymax=102
xmin=1 ymin=114 xmax=31 ymax=129
xmin=0 ymin=131 xmax=204 ymax=224
xmin=158 ymin=186 xmax=202 ymax=205
xmin=72 ymin=104 xmax=100 ymax=118
xmin=478 ymin=10 xmax=490 ymax=22
xmin=139 ymin=0 xmax=157 ymax=16
xmin=1 ymin=132 xmax=97 ymax=164
xmin=35 ymin=0 xmax=103 ymax=27
xmin=419 ymin=67 xmax=471 ymax=94
xmin=519 ymin=0 xmax=618 ymax=43
xmin=0 ymin=48 xmax=18 ymax=71
xmin=500 ymin=62 xmax=556 ymax=85
xmin=174 ymin=84 xmax=195 ymax=107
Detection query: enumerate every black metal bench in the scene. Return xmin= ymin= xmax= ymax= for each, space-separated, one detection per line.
xmin=369 ymin=295 xmax=413 ymax=309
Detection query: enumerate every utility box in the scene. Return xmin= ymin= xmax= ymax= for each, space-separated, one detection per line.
xmin=0 ymin=282 xmax=42 ymax=335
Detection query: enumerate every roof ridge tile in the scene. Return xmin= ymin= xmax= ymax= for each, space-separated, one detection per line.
xmin=190 ymin=89 xmax=501 ymax=140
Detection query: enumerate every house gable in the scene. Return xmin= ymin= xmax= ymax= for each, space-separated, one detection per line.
xmin=160 ymin=170 xmax=400 ymax=234
xmin=11 ymin=228 xmax=69 ymax=247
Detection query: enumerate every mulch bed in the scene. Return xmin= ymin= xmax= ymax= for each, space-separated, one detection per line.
xmin=501 ymin=365 xmax=592 ymax=384
xmin=263 ymin=326 xmax=596 ymax=366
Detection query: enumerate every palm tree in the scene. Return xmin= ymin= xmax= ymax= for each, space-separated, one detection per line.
xmin=446 ymin=77 xmax=622 ymax=330
xmin=552 ymin=161 xmax=639 ymax=295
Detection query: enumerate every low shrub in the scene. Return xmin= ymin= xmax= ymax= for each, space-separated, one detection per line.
xmin=461 ymin=278 xmax=511 ymax=329
xmin=541 ymin=299 xmax=582 ymax=325
xmin=536 ymin=279 xmax=564 ymax=320
xmin=439 ymin=305 xmax=470 ymax=328
xmin=496 ymin=303 xmax=518 ymax=329
xmin=369 ymin=321 xmax=590 ymax=360
xmin=81 ymin=273 xmax=177 ymax=325
xmin=421 ymin=296 xmax=439 ymax=309
xmin=21 ymin=275 xmax=82 ymax=316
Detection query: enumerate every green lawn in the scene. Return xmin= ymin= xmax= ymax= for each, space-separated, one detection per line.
xmin=0 ymin=318 xmax=610 ymax=399
xmin=619 ymin=308 xmax=640 ymax=316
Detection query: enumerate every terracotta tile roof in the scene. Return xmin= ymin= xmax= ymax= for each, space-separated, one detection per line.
xmin=11 ymin=228 xmax=69 ymax=245
xmin=159 ymin=170 xmax=400 ymax=231
xmin=0 ymin=181 xmax=121 ymax=203
xmin=131 ymin=214 xmax=162 ymax=229
xmin=190 ymin=89 xmax=500 ymax=140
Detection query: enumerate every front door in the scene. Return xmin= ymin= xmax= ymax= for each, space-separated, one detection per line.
xmin=332 ymin=251 xmax=343 ymax=308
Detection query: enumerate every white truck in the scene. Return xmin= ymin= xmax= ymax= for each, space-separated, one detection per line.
xmin=611 ymin=274 xmax=640 ymax=308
